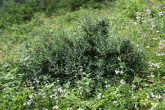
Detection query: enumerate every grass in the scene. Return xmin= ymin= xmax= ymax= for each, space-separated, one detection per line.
xmin=0 ymin=0 xmax=165 ymax=109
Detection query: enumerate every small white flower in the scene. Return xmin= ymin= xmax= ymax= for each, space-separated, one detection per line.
xmin=156 ymin=95 xmax=161 ymax=99
xmin=158 ymin=11 xmax=163 ymax=17
xmin=97 ymin=93 xmax=102 ymax=99
xmin=105 ymin=84 xmax=110 ymax=88
xmin=146 ymin=46 xmax=150 ymax=49
xmin=23 ymin=102 xmax=26 ymax=106
xmin=30 ymin=86 xmax=34 ymax=89
xmin=156 ymin=30 xmax=159 ymax=33
xmin=158 ymin=95 xmax=161 ymax=99
xmin=115 ymin=70 xmax=120 ymax=74
xmin=53 ymin=105 xmax=59 ymax=109
xmin=135 ymin=44 xmax=139 ymax=47
xmin=132 ymin=84 xmax=136 ymax=88
xmin=152 ymin=25 xmax=155 ymax=28
xmin=53 ymin=89 xmax=57 ymax=92
xmin=159 ymin=41 xmax=163 ymax=46
xmin=120 ymin=71 xmax=124 ymax=74
xmin=151 ymin=74 xmax=155 ymax=77
xmin=136 ymin=16 xmax=141 ymax=19
xmin=134 ymin=22 xmax=137 ymax=25
xmin=26 ymin=89 xmax=30 ymax=92
xmin=77 ymin=108 xmax=84 ymax=110
xmin=29 ymin=95 xmax=33 ymax=99
xmin=155 ymin=63 xmax=160 ymax=68
xmin=156 ymin=52 xmax=162 ymax=56
xmin=58 ymin=88 xmax=63 ymax=92
xmin=153 ymin=37 xmax=159 ymax=40
xmin=120 ymin=79 xmax=125 ymax=84
xmin=27 ymin=102 xmax=31 ymax=106
xmin=151 ymin=103 xmax=155 ymax=105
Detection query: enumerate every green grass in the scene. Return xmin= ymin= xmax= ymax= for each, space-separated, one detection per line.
xmin=0 ymin=0 xmax=165 ymax=110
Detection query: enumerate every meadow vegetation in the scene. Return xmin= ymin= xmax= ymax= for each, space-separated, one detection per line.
xmin=0 ymin=0 xmax=165 ymax=109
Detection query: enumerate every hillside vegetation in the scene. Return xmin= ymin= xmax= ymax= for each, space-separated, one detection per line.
xmin=0 ymin=0 xmax=165 ymax=110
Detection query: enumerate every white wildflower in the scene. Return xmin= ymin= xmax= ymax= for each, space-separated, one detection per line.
xmin=120 ymin=71 xmax=124 ymax=74
xmin=136 ymin=16 xmax=141 ymax=19
xmin=29 ymin=95 xmax=33 ymax=99
xmin=105 ymin=84 xmax=110 ymax=88
xmin=155 ymin=95 xmax=161 ymax=99
xmin=115 ymin=70 xmax=120 ymax=74
xmin=97 ymin=93 xmax=102 ymax=99
xmin=53 ymin=89 xmax=57 ymax=92
xmin=146 ymin=46 xmax=150 ymax=49
xmin=152 ymin=25 xmax=155 ymax=28
xmin=153 ymin=38 xmax=158 ymax=40
xmin=132 ymin=84 xmax=136 ymax=88
xmin=135 ymin=44 xmax=139 ymax=47
xmin=53 ymin=105 xmax=59 ymax=109
xmin=77 ymin=108 xmax=84 ymax=110
xmin=159 ymin=41 xmax=163 ymax=46
xmin=23 ymin=102 xmax=26 ymax=106
xmin=134 ymin=22 xmax=137 ymax=25
xmin=151 ymin=74 xmax=155 ymax=77
xmin=27 ymin=102 xmax=31 ymax=106
xmin=120 ymin=79 xmax=125 ymax=84
xmin=158 ymin=11 xmax=163 ymax=17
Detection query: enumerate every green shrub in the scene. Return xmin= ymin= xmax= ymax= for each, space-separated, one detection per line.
xmin=14 ymin=17 xmax=146 ymax=85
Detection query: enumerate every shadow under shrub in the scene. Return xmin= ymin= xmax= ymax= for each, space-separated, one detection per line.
xmin=16 ymin=17 xmax=147 ymax=84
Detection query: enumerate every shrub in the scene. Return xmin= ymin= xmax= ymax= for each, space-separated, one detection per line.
xmin=15 ymin=17 xmax=146 ymax=84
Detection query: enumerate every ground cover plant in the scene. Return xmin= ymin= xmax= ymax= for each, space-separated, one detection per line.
xmin=0 ymin=0 xmax=165 ymax=110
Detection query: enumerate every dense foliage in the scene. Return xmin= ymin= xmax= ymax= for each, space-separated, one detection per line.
xmin=14 ymin=18 xmax=146 ymax=84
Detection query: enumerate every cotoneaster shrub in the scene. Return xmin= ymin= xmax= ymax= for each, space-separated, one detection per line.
xmin=15 ymin=17 xmax=147 ymax=84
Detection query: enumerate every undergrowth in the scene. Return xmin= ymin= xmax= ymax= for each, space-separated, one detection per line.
xmin=0 ymin=0 xmax=165 ymax=110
